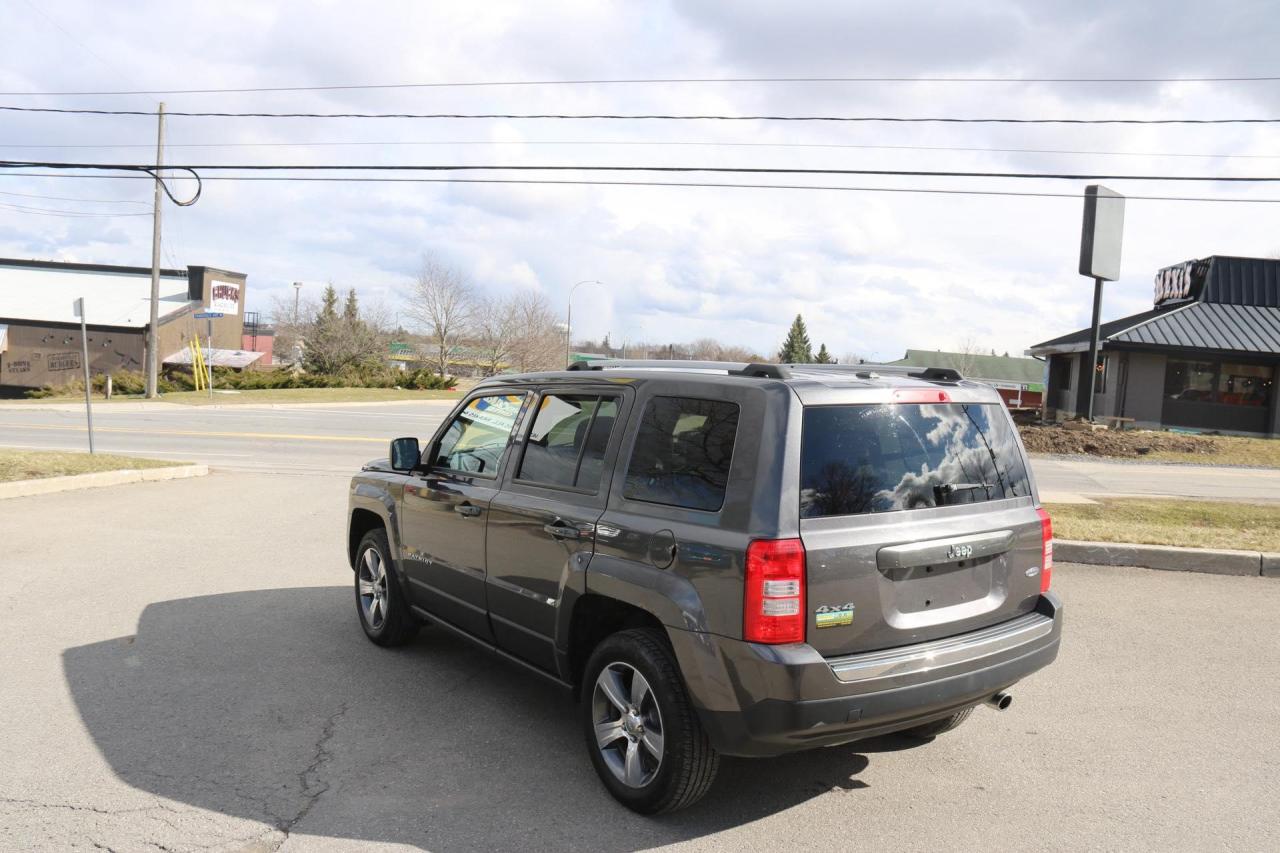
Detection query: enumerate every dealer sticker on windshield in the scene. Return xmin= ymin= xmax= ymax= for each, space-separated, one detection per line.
xmin=815 ymin=604 xmax=855 ymax=628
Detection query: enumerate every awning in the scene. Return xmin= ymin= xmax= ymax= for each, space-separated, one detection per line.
xmin=164 ymin=347 xmax=265 ymax=369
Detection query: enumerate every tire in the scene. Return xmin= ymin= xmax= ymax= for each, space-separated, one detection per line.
xmin=354 ymin=528 xmax=418 ymax=647
xmin=902 ymin=706 xmax=975 ymax=739
xmin=581 ymin=628 xmax=719 ymax=814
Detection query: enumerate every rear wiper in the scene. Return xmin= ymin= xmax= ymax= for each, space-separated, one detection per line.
xmin=933 ymin=482 xmax=992 ymax=504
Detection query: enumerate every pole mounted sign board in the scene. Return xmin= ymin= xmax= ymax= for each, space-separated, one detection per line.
xmin=1079 ymin=185 xmax=1125 ymax=282
xmin=1077 ymin=184 xmax=1125 ymax=423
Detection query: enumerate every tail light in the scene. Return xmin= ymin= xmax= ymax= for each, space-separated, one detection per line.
xmin=1036 ymin=507 xmax=1053 ymax=593
xmin=744 ymin=538 xmax=806 ymax=644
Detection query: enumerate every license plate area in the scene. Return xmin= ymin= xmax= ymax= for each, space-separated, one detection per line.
xmin=882 ymin=556 xmax=995 ymax=614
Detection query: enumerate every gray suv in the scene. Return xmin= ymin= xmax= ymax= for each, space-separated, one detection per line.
xmin=346 ymin=360 xmax=1062 ymax=813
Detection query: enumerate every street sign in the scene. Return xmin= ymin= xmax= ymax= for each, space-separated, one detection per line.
xmin=193 ymin=311 xmax=224 ymax=319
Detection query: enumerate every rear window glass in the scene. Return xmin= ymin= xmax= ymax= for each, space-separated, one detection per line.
xmin=624 ymin=397 xmax=740 ymax=512
xmin=801 ymin=403 xmax=1030 ymax=518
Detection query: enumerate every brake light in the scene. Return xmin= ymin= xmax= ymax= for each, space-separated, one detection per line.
xmin=892 ymin=388 xmax=951 ymax=404
xmin=1036 ymin=507 xmax=1053 ymax=593
xmin=744 ymin=538 xmax=806 ymax=644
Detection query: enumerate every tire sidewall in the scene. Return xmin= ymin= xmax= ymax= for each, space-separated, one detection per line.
xmin=355 ymin=528 xmax=395 ymax=641
xmin=582 ymin=633 xmax=688 ymax=812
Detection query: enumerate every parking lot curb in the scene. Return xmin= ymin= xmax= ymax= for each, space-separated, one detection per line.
xmin=0 ymin=464 xmax=209 ymax=500
xmin=1057 ymin=539 xmax=1272 ymax=578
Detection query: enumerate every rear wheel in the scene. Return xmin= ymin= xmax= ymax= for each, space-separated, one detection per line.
xmin=354 ymin=528 xmax=418 ymax=647
xmin=902 ymin=706 xmax=975 ymax=739
xmin=581 ymin=629 xmax=719 ymax=814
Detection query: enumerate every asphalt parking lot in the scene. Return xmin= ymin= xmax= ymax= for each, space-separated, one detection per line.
xmin=2 ymin=472 xmax=1278 ymax=852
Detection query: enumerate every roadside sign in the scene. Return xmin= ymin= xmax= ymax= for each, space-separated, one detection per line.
xmin=193 ymin=311 xmax=224 ymax=319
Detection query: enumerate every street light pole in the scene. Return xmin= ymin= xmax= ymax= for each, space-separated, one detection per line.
xmin=292 ymin=281 xmax=302 ymax=326
xmin=565 ymin=279 xmax=601 ymax=367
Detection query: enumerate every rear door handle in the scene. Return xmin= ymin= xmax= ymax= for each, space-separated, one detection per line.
xmin=543 ymin=522 xmax=589 ymax=540
xmin=455 ymin=503 xmax=483 ymax=518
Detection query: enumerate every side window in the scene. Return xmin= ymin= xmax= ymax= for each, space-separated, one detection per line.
xmin=623 ymin=397 xmax=740 ymax=512
xmin=433 ymin=394 xmax=524 ymax=477
xmin=518 ymin=394 xmax=619 ymax=491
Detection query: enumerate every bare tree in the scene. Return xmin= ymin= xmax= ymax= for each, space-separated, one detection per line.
xmin=473 ymin=295 xmax=521 ymax=376
xmin=404 ymin=255 xmax=476 ymax=375
xmin=507 ymin=290 xmax=564 ymax=372
xmin=951 ymin=336 xmax=986 ymax=379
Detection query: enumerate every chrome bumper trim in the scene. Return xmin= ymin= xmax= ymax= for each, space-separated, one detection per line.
xmin=828 ymin=612 xmax=1054 ymax=684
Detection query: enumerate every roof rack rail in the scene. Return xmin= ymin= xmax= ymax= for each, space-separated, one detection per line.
xmin=781 ymin=363 xmax=964 ymax=382
xmin=566 ymin=358 xmax=792 ymax=379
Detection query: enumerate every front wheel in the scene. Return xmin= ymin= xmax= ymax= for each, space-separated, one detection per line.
xmin=354 ymin=528 xmax=418 ymax=647
xmin=581 ymin=628 xmax=719 ymax=814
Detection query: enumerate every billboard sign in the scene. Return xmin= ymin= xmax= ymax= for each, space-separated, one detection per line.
xmin=1078 ymin=185 xmax=1125 ymax=281
xmin=209 ymin=280 xmax=241 ymax=315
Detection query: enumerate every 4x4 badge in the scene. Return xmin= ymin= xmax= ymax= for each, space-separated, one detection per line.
xmin=815 ymin=603 xmax=855 ymax=628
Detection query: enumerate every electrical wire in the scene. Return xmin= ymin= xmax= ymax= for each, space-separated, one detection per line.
xmin=3 ymin=170 xmax=1278 ymax=204
xmin=0 ymin=187 xmax=149 ymax=204
xmin=3 ymin=105 xmax=1280 ymax=124
xmin=1 ymin=138 xmax=1276 ymax=161
xmin=3 ymin=73 xmax=1280 ymax=96
xmin=0 ymin=199 xmax=150 ymax=217
xmin=2 ymin=160 xmax=1279 ymax=183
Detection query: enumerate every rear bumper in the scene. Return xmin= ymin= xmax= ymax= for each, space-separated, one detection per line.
xmin=669 ymin=592 xmax=1063 ymax=757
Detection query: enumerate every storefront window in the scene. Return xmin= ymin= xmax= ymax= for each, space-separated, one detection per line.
xmin=1164 ymin=360 xmax=1216 ymax=402
xmin=1218 ymin=363 xmax=1272 ymax=407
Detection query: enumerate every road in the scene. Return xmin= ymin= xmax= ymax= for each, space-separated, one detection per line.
xmin=3 ymin=399 xmax=1279 ymax=499
xmin=0 ymin=471 xmax=1276 ymax=851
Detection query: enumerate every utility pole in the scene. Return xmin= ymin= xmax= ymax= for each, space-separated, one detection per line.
xmin=145 ymin=102 xmax=166 ymax=398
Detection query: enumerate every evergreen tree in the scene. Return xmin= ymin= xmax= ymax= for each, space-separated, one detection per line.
xmin=778 ymin=314 xmax=813 ymax=363
xmin=815 ymin=343 xmax=833 ymax=364
xmin=342 ymin=288 xmax=359 ymax=323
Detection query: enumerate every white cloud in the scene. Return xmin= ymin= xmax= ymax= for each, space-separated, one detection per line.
xmin=2 ymin=0 xmax=1279 ymax=361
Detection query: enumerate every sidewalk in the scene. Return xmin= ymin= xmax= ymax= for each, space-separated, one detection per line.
xmin=1030 ymin=455 xmax=1280 ymax=503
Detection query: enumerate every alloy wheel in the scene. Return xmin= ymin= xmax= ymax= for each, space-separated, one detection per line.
xmin=591 ymin=662 xmax=665 ymax=788
xmin=357 ymin=546 xmax=389 ymax=630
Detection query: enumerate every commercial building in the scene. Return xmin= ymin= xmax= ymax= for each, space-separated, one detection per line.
xmin=0 ymin=258 xmax=251 ymax=391
xmin=886 ymin=349 xmax=1044 ymax=410
xmin=1028 ymin=255 xmax=1280 ymax=436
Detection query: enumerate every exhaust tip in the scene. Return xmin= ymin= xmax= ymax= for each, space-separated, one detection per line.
xmin=986 ymin=691 xmax=1013 ymax=711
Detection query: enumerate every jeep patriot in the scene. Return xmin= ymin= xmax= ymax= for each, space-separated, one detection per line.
xmin=346 ymin=359 xmax=1062 ymax=813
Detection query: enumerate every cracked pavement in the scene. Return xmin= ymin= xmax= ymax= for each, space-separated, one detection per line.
xmin=2 ymin=470 xmax=1278 ymax=852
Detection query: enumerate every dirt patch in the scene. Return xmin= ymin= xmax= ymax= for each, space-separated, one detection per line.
xmin=1019 ymin=424 xmax=1221 ymax=459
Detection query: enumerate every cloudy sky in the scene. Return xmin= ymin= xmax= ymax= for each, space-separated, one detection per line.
xmin=2 ymin=0 xmax=1279 ymax=360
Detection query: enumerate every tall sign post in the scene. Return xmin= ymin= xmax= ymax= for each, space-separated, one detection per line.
xmin=1078 ymin=185 xmax=1125 ymax=422
xmin=73 ymin=298 xmax=95 ymax=453
xmin=194 ymin=310 xmax=223 ymax=399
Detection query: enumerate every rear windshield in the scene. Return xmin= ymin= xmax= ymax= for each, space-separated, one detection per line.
xmin=801 ymin=403 xmax=1031 ymax=518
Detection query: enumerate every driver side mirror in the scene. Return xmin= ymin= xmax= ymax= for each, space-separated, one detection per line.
xmin=389 ymin=436 xmax=421 ymax=472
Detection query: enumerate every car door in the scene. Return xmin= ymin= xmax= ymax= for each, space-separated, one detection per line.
xmin=399 ymin=391 xmax=530 ymax=641
xmin=485 ymin=389 xmax=629 ymax=670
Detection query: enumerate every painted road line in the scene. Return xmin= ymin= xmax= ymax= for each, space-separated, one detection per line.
xmin=0 ymin=422 xmax=387 ymax=443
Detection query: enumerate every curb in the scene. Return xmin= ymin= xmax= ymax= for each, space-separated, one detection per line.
xmin=0 ymin=464 xmax=210 ymax=500
xmin=1057 ymin=539 xmax=1278 ymax=578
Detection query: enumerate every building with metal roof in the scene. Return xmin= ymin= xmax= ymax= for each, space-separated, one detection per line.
xmin=886 ymin=349 xmax=1045 ymax=409
xmin=1028 ymin=255 xmax=1280 ymax=436
xmin=0 ymin=258 xmax=250 ymax=391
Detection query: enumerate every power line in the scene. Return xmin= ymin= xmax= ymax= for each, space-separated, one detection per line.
xmin=4 ymin=104 xmax=1280 ymax=124
xmin=2 ymin=138 xmax=1277 ymax=161
xmin=0 ymin=188 xmax=149 ymax=204
xmin=0 ymin=199 xmax=150 ymax=217
xmin=3 ymin=170 xmax=1279 ymax=204
xmin=4 ymin=73 xmax=1280 ymax=96
xmin=3 ymin=159 xmax=1279 ymax=183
